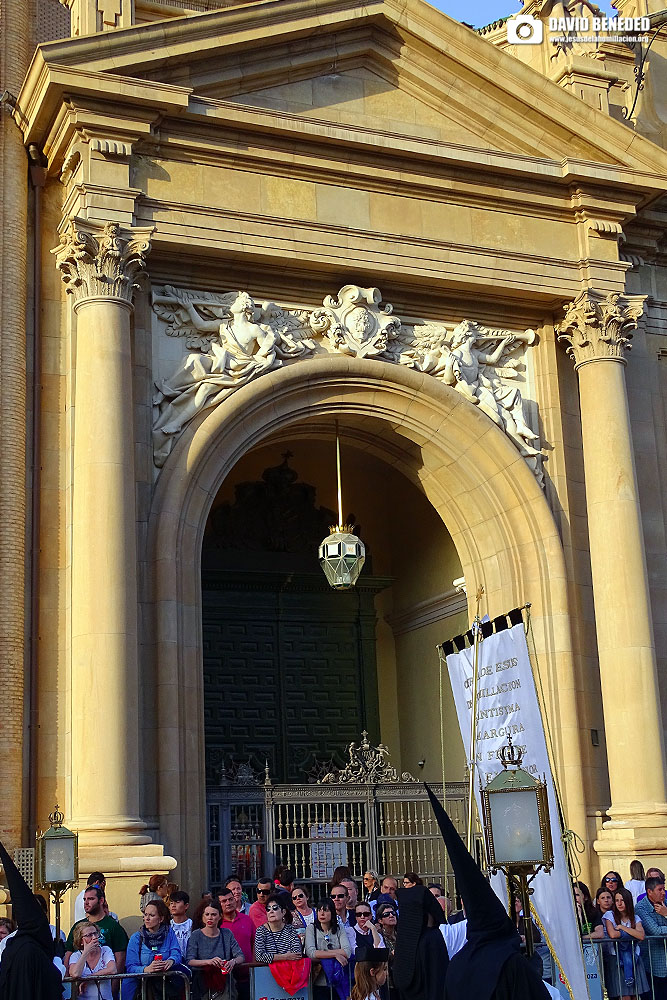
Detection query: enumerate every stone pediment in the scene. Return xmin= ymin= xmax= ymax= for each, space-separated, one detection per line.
xmin=207 ymin=64 xmax=508 ymax=151
xmin=23 ymin=0 xmax=667 ymax=176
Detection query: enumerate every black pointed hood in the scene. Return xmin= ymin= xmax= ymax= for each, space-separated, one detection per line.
xmin=392 ymin=883 xmax=449 ymax=1000
xmin=425 ymin=784 xmax=513 ymax=940
xmin=0 ymin=840 xmax=54 ymax=956
xmin=425 ymin=784 xmax=529 ymax=1000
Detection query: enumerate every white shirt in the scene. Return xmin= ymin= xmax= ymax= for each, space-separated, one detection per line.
xmin=68 ymin=944 xmax=115 ymax=999
xmin=440 ymin=919 xmax=468 ymax=958
xmin=625 ymin=879 xmax=646 ymax=905
xmin=170 ymin=917 xmax=193 ymax=956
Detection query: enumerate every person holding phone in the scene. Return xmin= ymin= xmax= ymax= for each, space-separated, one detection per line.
xmin=187 ymin=900 xmax=244 ymax=1000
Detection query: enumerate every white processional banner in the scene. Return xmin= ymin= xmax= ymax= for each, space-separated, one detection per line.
xmin=446 ymin=623 xmax=588 ymax=1000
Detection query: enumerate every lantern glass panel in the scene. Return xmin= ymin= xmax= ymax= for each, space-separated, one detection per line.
xmin=488 ymin=788 xmax=543 ymax=864
xmin=43 ymin=835 xmax=76 ymax=884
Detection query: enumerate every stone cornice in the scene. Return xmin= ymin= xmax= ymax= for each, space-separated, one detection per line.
xmin=386 ymin=588 xmax=468 ymax=637
xmin=52 ymin=220 xmax=154 ymax=306
xmin=557 ymin=289 xmax=646 ymax=370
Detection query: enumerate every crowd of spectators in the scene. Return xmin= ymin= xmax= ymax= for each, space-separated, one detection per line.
xmin=574 ymin=860 xmax=667 ymax=1000
xmin=2 ymin=865 xmax=466 ymax=1000
xmin=8 ymin=856 xmax=667 ymax=1000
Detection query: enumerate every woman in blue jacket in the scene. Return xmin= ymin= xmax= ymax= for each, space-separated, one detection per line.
xmin=121 ymin=899 xmax=190 ymax=998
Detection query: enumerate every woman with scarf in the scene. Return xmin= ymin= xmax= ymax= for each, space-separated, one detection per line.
xmin=306 ymin=897 xmax=353 ymax=1000
xmin=122 ymin=899 xmax=187 ymax=999
xmin=602 ymin=888 xmax=648 ymax=1000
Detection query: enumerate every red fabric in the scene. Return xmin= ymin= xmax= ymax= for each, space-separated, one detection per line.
xmin=203 ymin=967 xmax=229 ymax=992
xmin=268 ymin=958 xmax=312 ymax=995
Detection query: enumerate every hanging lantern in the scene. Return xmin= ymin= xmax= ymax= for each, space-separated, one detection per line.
xmin=319 ymin=524 xmax=366 ymax=590
xmin=319 ymin=425 xmax=365 ymax=590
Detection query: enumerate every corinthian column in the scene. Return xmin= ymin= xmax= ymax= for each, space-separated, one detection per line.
xmin=558 ymin=289 xmax=667 ymax=865
xmin=53 ymin=221 xmax=153 ymax=847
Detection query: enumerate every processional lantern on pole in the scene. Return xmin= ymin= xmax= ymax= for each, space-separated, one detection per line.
xmin=480 ymin=735 xmax=554 ymax=958
xmin=35 ymin=805 xmax=79 ymax=943
xmin=318 ymin=422 xmax=366 ymax=590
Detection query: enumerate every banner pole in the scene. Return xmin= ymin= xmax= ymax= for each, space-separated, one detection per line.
xmin=466 ymin=585 xmax=484 ymax=854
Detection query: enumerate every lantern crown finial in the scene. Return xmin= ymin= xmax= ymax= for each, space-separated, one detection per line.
xmin=497 ymin=734 xmax=524 ymax=770
xmin=49 ymin=805 xmax=65 ymax=829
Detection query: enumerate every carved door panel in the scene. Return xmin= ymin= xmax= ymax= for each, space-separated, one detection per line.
xmin=202 ymin=577 xmax=379 ymax=783
xmin=203 ymin=614 xmax=282 ymax=777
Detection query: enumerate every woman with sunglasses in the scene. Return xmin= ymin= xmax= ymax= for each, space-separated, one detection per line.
xmin=291 ymin=887 xmax=315 ymax=936
xmin=68 ymin=922 xmax=117 ymax=999
xmin=374 ymin=906 xmax=398 ymax=1000
xmin=353 ymin=904 xmax=384 ymax=951
xmin=600 ymin=872 xmax=624 ymax=896
xmin=305 ymin=898 xmax=353 ymax=1000
xmin=254 ymin=894 xmax=303 ymax=963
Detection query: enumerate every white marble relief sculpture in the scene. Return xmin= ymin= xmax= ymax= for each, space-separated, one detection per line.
xmin=152 ymin=284 xmax=542 ymax=482
xmin=152 ymin=287 xmax=315 ymax=466
xmin=397 ymin=319 xmax=541 ymax=470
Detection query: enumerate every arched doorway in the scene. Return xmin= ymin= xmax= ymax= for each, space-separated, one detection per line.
xmin=146 ymin=356 xmax=585 ymax=892
xmin=199 ymin=436 xmax=469 ymax=886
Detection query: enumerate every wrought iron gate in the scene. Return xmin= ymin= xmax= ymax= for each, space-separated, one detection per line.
xmin=207 ymin=733 xmax=478 ymax=900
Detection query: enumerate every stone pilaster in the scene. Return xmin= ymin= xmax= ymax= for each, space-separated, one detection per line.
xmin=53 ymin=221 xmax=153 ymax=849
xmin=558 ymin=289 xmax=667 ymax=869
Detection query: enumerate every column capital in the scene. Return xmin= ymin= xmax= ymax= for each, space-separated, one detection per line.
xmin=52 ymin=220 xmax=153 ymax=307
xmin=557 ymin=289 xmax=645 ymax=370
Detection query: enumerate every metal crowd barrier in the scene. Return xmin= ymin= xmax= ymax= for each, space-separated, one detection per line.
xmin=63 ymin=968 xmax=191 ymax=999
xmin=581 ymin=935 xmax=667 ymax=1000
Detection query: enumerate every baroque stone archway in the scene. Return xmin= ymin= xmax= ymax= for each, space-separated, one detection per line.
xmin=146 ymin=355 xmax=585 ymax=892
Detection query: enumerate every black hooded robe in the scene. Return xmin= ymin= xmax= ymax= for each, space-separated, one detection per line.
xmin=0 ymin=841 xmax=63 ymax=1000
xmin=424 ymin=785 xmax=549 ymax=1000
xmin=392 ymin=885 xmax=448 ymax=1000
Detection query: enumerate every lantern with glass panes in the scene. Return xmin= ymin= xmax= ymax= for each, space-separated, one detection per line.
xmin=480 ymin=736 xmax=553 ymax=958
xmin=318 ymin=424 xmax=365 ymax=590
xmin=35 ymin=805 xmax=78 ymax=943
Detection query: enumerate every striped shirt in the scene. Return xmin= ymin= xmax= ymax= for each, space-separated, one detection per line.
xmin=254 ymin=923 xmax=303 ymax=964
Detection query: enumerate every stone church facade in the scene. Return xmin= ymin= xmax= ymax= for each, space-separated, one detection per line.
xmin=2 ymin=0 xmax=667 ymax=920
